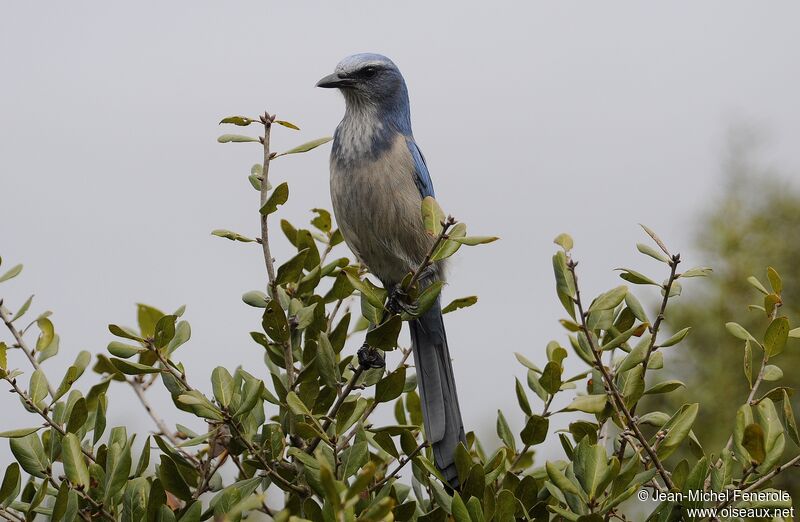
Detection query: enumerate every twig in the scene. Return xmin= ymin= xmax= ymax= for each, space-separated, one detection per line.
xmin=337 ymin=348 xmax=413 ymax=452
xmin=3 ymin=376 xmax=96 ymax=463
xmin=720 ymin=302 xmax=780 ymax=456
xmin=405 ymin=217 xmax=454 ymax=292
xmin=568 ymin=259 xmax=676 ymax=491
xmin=369 ymin=441 xmax=428 ymax=492
xmin=128 ymin=378 xmax=200 ymax=466
xmin=716 ymin=454 xmax=800 ymax=510
xmin=257 ymin=112 xmax=294 ymax=389
xmin=258 ymin=112 xmax=277 ymax=286
xmin=306 ymin=364 xmax=366 ymax=455
xmin=615 ymin=254 xmax=680 ymax=462
xmin=193 ymin=450 xmax=228 ymax=500
xmin=0 ymin=304 xmax=57 ymax=398
xmin=510 ymin=394 xmax=554 ymax=471
xmin=225 ymin=419 xmax=309 ymax=496
xmin=0 ymin=507 xmax=25 ymax=522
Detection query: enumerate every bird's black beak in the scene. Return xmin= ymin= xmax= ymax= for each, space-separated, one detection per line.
xmin=316 ymin=73 xmax=354 ymax=89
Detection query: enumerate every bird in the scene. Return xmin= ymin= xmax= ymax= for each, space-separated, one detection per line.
xmin=317 ymin=53 xmax=466 ymax=487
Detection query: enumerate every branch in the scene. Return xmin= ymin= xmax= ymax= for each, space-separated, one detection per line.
xmin=615 ymin=254 xmax=680 ymax=462
xmin=128 ymin=377 xmax=200 ymax=466
xmin=716 ymin=454 xmax=800 ymax=511
xmin=568 ymin=259 xmax=676 ymax=491
xmin=258 ymin=112 xmax=277 ymax=286
xmin=257 ymin=112 xmax=295 ymax=389
xmin=405 ymin=217 xmax=455 ymax=292
xmin=369 ymin=441 xmax=428 ymax=492
xmin=0 ymin=304 xmax=57 ymax=398
xmin=306 ymin=364 xmax=366 ymax=455
xmin=3 ymin=375 xmax=96 ymax=463
xmin=225 ymin=419 xmax=309 ymax=496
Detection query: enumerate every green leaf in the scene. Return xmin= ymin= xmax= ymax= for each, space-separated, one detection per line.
xmin=219 ymin=116 xmax=254 ymax=126
xmin=28 ymin=369 xmax=49 ymax=406
xmin=636 ymin=243 xmax=669 ymax=263
xmin=496 ymin=409 xmax=516 ymax=452
xmin=109 ymin=324 xmax=145 ymax=342
xmin=554 ymin=233 xmax=574 ymax=251
xmin=262 ymin=299 xmax=290 ymax=343
xmin=764 ymin=316 xmax=789 ymax=357
xmin=782 ymin=390 xmax=799 ymax=446
xmin=94 ymin=394 xmax=108 ymax=444
xmin=66 ymin=397 xmax=88 ymax=433
xmin=539 ymin=361 xmax=562 ymax=395
xmin=421 ymin=196 xmax=446 ymax=237
xmin=107 ymin=341 xmax=141 ymax=359
xmin=0 ymin=264 xmax=22 ymax=283
xmin=316 ymin=333 xmax=340 ymax=389
xmin=762 ymin=365 xmax=783 ymax=381
xmin=588 ymin=286 xmax=628 ymax=312
xmin=0 ymin=463 xmax=21 ymax=506
xmin=639 ymin=224 xmax=670 ymax=256
xmin=210 ymin=229 xmax=255 ymax=242
xmin=62 ymin=433 xmax=90 ymax=487
xmin=10 ymin=434 xmax=48 ymax=479
xmin=211 ymin=367 xmax=234 ymax=407
xmin=680 ymin=266 xmax=713 ymax=278
xmin=375 ymin=367 xmax=406 ymax=403
xmin=657 ymin=403 xmax=699 ymax=459
xmin=546 ymin=461 xmax=582 ymax=497
xmin=274 ymin=120 xmax=300 ymax=130
xmin=442 ymin=296 xmax=478 ymax=314
xmin=153 ymin=314 xmax=177 ymax=348
xmin=767 ymin=267 xmax=782 ymax=294
xmin=644 ymin=380 xmax=685 ymax=395
xmin=35 ymin=317 xmax=54 ymax=352
xmin=452 ymin=235 xmax=499 ymax=246
xmin=741 ymin=423 xmax=766 ymax=464
xmin=123 ymin=478 xmax=149 ymax=522
xmin=217 ymin=134 xmax=258 ymax=143
xmin=748 ymin=276 xmax=770 ymax=295
xmin=111 ymin=358 xmax=160 ymax=375
xmin=276 ymin=249 xmax=309 ymax=285
xmin=515 ymin=378 xmax=532 ymax=415
xmin=260 ymin=182 xmax=289 ymax=215
xmin=659 ymin=327 xmax=691 ymax=348
xmin=158 ymin=455 xmax=192 ymax=501
xmin=725 ymin=322 xmax=758 ymax=343
xmin=0 ymin=427 xmax=41 ymax=438
xmin=520 ymin=415 xmax=549 ymax=446
xmin=10 ymin=295 xmax=33 ymax=322
xmin=616 ymin=268 xmax=659 ymax=286
xmin=565 ymin=395 xmax=607 ymax=414
xmin=274 ymin=136 xmax=333 ymax=157
xmin=365 ymin=315 xmax=402 ymax=351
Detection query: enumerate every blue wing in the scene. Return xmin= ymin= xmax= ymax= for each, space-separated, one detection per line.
xmin=407 ymin=138 xmax=435 ymax=199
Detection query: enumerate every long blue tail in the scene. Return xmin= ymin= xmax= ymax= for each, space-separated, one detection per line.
xmin=409 ymin=296 xmax=466 ymax=488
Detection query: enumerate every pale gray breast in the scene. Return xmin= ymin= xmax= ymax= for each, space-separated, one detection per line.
xmin=330 ymin=134 xmax=434 ymax=286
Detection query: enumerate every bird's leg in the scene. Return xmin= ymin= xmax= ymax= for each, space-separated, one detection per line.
xmin=357 ymin=343 xmax=385 ymax=369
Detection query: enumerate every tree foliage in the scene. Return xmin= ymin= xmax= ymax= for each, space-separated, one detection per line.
xmin=0 ymin=118 xmax=797 ymax=521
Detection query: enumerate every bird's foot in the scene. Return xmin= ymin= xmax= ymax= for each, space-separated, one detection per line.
xmin=357 ymin=343 xmax=386 ymax=369
xmin=386 ymin=286 xmax=412 ymax=315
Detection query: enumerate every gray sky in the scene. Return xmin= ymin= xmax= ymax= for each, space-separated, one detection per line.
xmin=1 ymin=1 xmax=799 ymax=466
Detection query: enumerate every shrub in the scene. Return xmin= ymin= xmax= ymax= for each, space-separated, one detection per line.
xmin=0 ymin=113 xmax=797 ymax=521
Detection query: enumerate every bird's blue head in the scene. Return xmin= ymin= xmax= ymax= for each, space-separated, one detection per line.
xmin=317 ymin=53 xmax=411 ymax=128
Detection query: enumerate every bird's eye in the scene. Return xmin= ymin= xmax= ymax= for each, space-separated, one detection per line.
xmin=360 ymin=66 xmax=378 ymax=78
